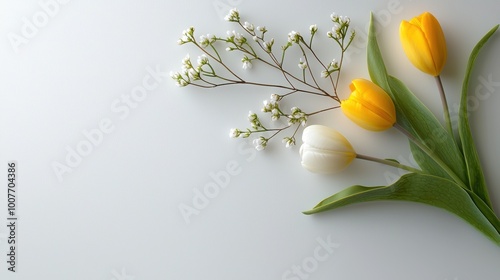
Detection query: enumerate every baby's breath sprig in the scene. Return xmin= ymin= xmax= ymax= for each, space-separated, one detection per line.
xmin=173 ymin=9 xmax=355 ymax=150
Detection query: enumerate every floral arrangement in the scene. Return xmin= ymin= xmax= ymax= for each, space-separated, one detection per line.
xmin=172 ymin=9 xmax=500 ymax=244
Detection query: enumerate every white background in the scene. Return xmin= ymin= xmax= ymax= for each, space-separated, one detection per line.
xmin=1 ymin=0 xmax=500 ymax=279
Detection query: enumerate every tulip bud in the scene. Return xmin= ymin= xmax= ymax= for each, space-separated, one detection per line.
xmin=341 ymin=78 xmax=396 ymax=131
xmin=300 ymin=125 xmax=356 ymax=174
xmin=400 ymin=12 xmax=447 ymax=76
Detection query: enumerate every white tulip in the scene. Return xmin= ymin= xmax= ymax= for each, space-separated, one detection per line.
xmin=299 ymin=125 xmax=356 ymax=174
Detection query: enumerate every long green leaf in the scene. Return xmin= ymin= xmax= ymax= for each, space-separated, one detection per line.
xmin=388 ymin=76 xmax=468 ymax=185
xmin=366 ymin=13 xmax=467 ymax=185
xmin=459 ymin=24 xmax=499 ymax=208
xmin=303 ymin=173 xmax=500 ymax=245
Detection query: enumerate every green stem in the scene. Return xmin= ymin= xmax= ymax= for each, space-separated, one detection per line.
xmin=435 ymin=75 xmax=454 ymax=137
xmin=393 ymin=123 xmax=468 ymax=189
xmin=356 ymin=154 xmax=422 ymax=174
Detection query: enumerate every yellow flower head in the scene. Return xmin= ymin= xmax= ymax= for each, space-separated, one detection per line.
xmin=341 ymin=78 xmax=396 ymax=131
xmin=400 ymin=12 xmax=447 ymax=76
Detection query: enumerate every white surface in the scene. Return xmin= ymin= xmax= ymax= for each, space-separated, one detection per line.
xmin=1 ymin=0 xmax=500 ymax=279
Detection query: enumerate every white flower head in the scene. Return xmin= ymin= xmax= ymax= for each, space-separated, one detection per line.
xmin=229 ymin=128 xmax=241 ymax=138
xmin=241 ymin=56 xmax=252 ymax=70
xmin=270 ymin=93 xmax=280 ymax=102
xmin=181 ymin=54 xmax=193 ymax=71
xmin=253 ymin=137 xmax=268 ymax=151
xmin=300 ymin=125 xmax=356 ymax=174
xmin=227 ymin=30 xmax=246 ymax=45
xmin=262 ymin=38 xmax=274 ymax=53
xmin=248 ymin=111 xmax=257 ymax=121
xmin=288 ymin=107 xmax=307 ymax=126
xmin=298 ymin=58 xmax=308 ymax=70
xmin=326 ymin=59 xmax=339 ymax=72
xmin=309 ymin=24 xmax=318 ymax=34
xmin=187 ymin=68 xmax=200 ymax=80
xmin=176 ymin=79 xmax=188 ymax=87
xmin=330 ymin=13 xmax=339 ymax=22
xmin=332 ymin=23 xmax=341 ymax=34
xmin=224 ymin=8 xmax=240 ymax=22
xmin=199 ymin=34 xmax=215 ymax=48
xmin=271 ymin=108 xmax=280 ymax=121
xmin=170 ymin=71 xmax=182 ymax=80
xmin=243 ymin=21 xmax=255 ymax=32
xmin=197 ymin=54 xmax=209 ymax=66
xmin=282 ymin=137 xmax=296 ymax=148
xmin=288 ymin=31 xmax=301 ymax=43
xmin=178 ymin=27 xmax=195 ymax=44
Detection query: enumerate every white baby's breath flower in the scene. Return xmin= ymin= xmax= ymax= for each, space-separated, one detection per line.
xmin=330 ymin=13 xmax=339 ymax=22
xmin=199 ymin=34 xmax=214 ymax=48
xmin=309 ymin=24 xmax=318 ymax=34
xmin=181 ymin=54 xmax=193 ymax=71
xmin=170 ymin=71 xmax=181 ymax=80
xmin=229 ymin=128 xmax=241 ymax=138
xmin=257 ymin=26 xmax=267 ymax=32
xmin=225 ymin=8 xmax=240 ymax=22
xmin=282 ymin=137 xmax=295 ymax=148
xmin=243 ymin=21 xmax=255 ymax=32
xmin=271 ymin=108 xmax=280 ymax=121
xmin=187 ymin=68 xmax=200 ymax=80
xmin=288 ymin=31 xmax=301 ymax=43
xmin=175 ymin=78 xmax=188 ymax=87
xmin=248 ymin=111 xmax=257 ymax=121
xmin=332 ymin=23 xmax=341 ymax=34
xmin=270 ymin=93 xmax=280 ymax=102
xmin=241 ymin=56 xmax=252 ymax=69
xmin=298 ymin=58 xmax=307 ymax=70
xmin=262 ymin=39 xmax=274 ymax=52
xmin=253 ymin=137 xmax=267 ymax=151
xmin=197 ymin=54 xmax=209 ymax=66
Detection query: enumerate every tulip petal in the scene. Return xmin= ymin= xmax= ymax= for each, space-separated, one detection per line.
xmin=300 ymin=125 xmax=356 ymax=174
xmin=400 ymin=12 xmax=447 ymax=76
xmin=420 ymin=12 xmax=447 ymax=74
xmin=300 ymin=145 xmax=355 ymax=174
xmin=341 ymin=79 xmax=396 ymax=131
xmin=302 ymin=125 xmax=354 ymax=153
xmin=400 ymin=20 xmax=438 ymax=75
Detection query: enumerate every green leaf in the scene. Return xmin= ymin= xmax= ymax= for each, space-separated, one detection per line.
xmin=367 ymin=13 xmax=390 ymax=92
xmin=459 ymin=24 xmax=499 ymax=208
xmin=303 ymin=173 xmax=500 ymax=245
xmin=366 ymin=13 xmax=467 ymax=186
xmin=388 ymin=76 xmax=468 ymax=185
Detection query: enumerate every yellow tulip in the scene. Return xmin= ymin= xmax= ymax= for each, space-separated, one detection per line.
xmin=300 ymin=125 xmax=356 ymax=174
xmin=400 ymin=12 xmax=447 ymax=76
xmin=341 ymin=78 xmax=396 ymax=131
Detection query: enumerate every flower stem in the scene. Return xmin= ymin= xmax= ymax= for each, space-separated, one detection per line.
xmin=435 ymin=75 xmax=454 ymax=137
xmin=356 ymin=153 xmax=422 ymax=174
xmin=393 ymin=123 xmax=468 ymax=189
